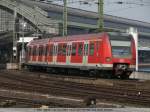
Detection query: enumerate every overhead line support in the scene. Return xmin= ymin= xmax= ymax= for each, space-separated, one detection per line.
xmin=63 ymin=0 xmax=67 ymax=36
xmin=98 ymin=0 xmax=104 ymax=32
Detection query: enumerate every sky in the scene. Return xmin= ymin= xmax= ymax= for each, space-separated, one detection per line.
xmin=49 ymin=0 xmax=150 ymax=23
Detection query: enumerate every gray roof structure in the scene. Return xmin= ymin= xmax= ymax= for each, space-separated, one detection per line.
xmin=22 ymin=0 xmax=150 ymax=36
xmin=0 ymin=0 xmax=150 ymax=46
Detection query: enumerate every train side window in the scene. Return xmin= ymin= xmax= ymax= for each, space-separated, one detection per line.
xmin=28 ymin=47 xmax=32 ymax=56
xmin=58 ymin=44 xmax=62 ymax=56
xmin=56 ymin=45 xmax=58 ymax=55
xmin=62 ymin=44 xmax=67 ymax=56
xmin=49 ymin=44 xmax=53 ymax=56
xmin=84 ymin=44 xmax=86 ymax=56
xmin=38 ymin=47 xmax=41 ymax=56
xmin=67 ymin=45 xmax=71 ymax=56
xmin=53 ymin=44 xmax=58 ymax=56
xmin=36 ymin=47 xmax=38 ymax=56
xmin=78 ymin=43 xmax=83 ymax=56
xmin=41 ymin=46 xmax=44 ymax=56
xmin=32 ymin=46 xmax=37 ymax=56
xmin=27 ymin=47 xmax=29 ymax=55
xmin=67 ymin=45 xmax=69 ymax=56
xmin=39 ymin=47 xmax=41 ymax=56
xmin=39 ymin=46 xmax=43 ymax=56
xmin=70 ymin=45 xmax=72 ymax=56
xmin=96 ymin=41 xmax=100 ymax=56
xmin=87 ymin=44 xmax=89 ymax=55
xmin=30 ymin=47 xmax=33 ymax=56
xmin=45 ymin=45 xmax=48 ymax=56
xmin=89 ymin=42 xmax=94 ymax=56
xmin=53 ymin=45 xmax=55 ymax=56
xmin=96 ymin=41 xmax=100 ymax=51
xmin=30 ymin=47 xmax=32 ymax=56
xmin=84 ymin=44 xmax=88 ymax=56
xmin=72 ymin=43 xmax=77 ymax=56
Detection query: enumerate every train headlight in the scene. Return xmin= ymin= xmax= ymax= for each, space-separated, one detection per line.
xmin=106 ymin=57 xmax=111 ymax=62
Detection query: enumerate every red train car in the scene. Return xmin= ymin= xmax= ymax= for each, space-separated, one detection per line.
xmin=25 ymin=32 xmax=136 ymax=79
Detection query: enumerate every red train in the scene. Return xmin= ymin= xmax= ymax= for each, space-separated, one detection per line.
xmin=25 ymin=32 xmax=136 ymax=79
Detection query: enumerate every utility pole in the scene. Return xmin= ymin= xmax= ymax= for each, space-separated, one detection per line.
xmin=63 ymin=0 xmax=67 ymax=36
xmin=21 ymin=17 xmax=26 ymax=63
xmin=98 ymin=0 xmax=104 ymax=32
xmin=13 ymin=6 xmax=17 ymax=63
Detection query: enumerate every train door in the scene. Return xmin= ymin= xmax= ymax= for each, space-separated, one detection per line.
xmin=95 ymin=41 xmax=101 ymax=62
xmin=47 ymin=44 xmax=53 ymax=64
xmin=71 ymin=42 xmax=77 ymax=63
xmin=66 ymin=43 xmax=72 ymax=65
xmin=83 ymin=41 xmax=89 ymax=65
xmin=88 ymin=41 xmax=101 ymax=63
xmin=32 ymin=46 xmax=37 ymax=62
xmin=44 ymin=44 xmax=48 ymax=62
xmin=53 ymin=43 xmax=58 ymax=64
xmin=42 ymin=45 xmax=45 ymax=62
xmin=76 ymin=42 xmax=83 ymax=63
xmin=70 ymin=42 xmax=83 ymax=63
xmin=35 ymin=45 xmax=39 ymax=62
xmin=63 ymin=43 xmax=67 ymax=63
xmin=57 ymin=43 xmax=67 ymax=63
xmin=27 ymin=46 xmax=32 ymax=62
xmin=31 ymin=46 xmax=33 ymax=62
xmin=38 ymin=45 xmax=44 ymax=62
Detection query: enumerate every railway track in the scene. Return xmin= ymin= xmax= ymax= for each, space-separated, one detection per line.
xmin=0 ymin=96 xmax=43 ymax=107
xmin=0 ymin=70 xmax=142 ymax=92
xmin=0 ymin=70 xmax=150 ymax=107
xmin=0 ymin=89 xmax=81 ymax=108
xmin=0 ymin=70 xmax=148 ymax=91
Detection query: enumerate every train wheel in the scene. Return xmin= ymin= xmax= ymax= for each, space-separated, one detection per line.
xmin=120 ymin=73 xmax=129 ymax=79
xmin=62 ymin=68 xmax=69 ymax=75
xmin=48 ymin=68 xmax=58 ymax=74
xmin=68 ymin=69 xmax=79 ymax=76
xmin=105 ymin=71 xmax=113 ymax=79
xmin=106 ymin=74 xmax=113 ymax=79
xmin=120 ymin=75 xmax=128 ymax=79
xmin=54 ymin=68 xmax=60 ymax=74
xmin=28 ymin=66 xmax=34 ymax=72
xmin=46 ymin=68 xmax=53 ymax=74
xmin=89 ymin=70 xmax=96 ymax=77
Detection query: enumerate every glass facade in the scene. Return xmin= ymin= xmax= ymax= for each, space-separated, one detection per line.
xmin=139 ymin=50 xmax=150 ymax=63
xmin=0 ymin=8 xmax=37 ymax=34
xmin=0 ymin=8 xmax=14 ymax=31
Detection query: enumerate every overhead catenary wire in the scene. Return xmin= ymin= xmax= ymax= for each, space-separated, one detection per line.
xmin=37 ymin=0 xmax=150 ymax=32
xmin=41 ymin=0 xmax=150 ymax=13
xmin=37 ymin=0 xmax=150 ymax=9
xmin=105 ymin=0 xmax=150 ymax=13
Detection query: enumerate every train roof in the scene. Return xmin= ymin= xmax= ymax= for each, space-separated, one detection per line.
xmin=28 ymin=32 xmax=131 ymax=46
xmin=28 ymin=33 xmax=104 ymax=46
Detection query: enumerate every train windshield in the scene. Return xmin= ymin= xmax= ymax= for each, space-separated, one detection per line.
xmin=109 ymin=33 xmax=132 ymax=58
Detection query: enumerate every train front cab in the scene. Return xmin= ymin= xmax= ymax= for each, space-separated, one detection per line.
xmin=104 ymin=32 xmax=136 ymax=79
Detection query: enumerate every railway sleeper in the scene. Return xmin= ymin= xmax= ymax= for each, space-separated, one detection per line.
xmin=0 ymin=100 xmax=16 ymax=107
